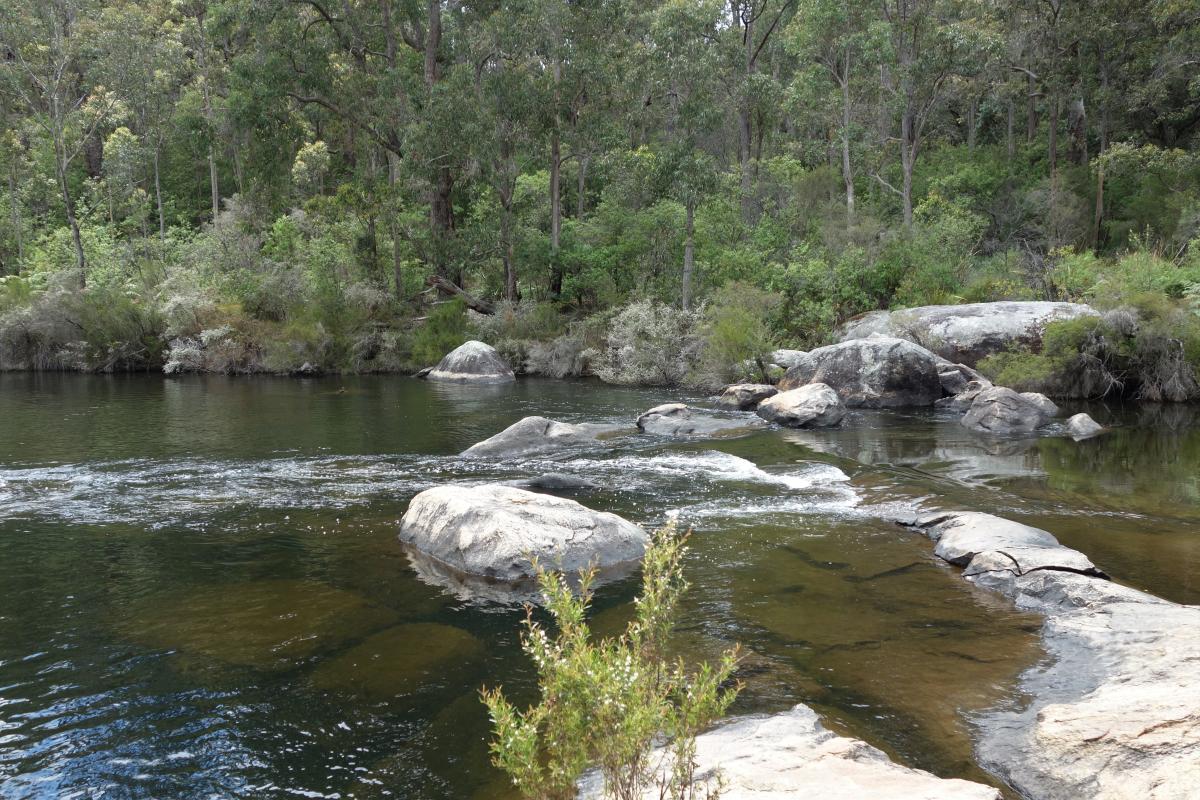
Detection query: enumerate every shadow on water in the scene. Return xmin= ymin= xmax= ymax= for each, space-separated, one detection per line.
xmin=0 ymin=373 xmax=1195 ymax=797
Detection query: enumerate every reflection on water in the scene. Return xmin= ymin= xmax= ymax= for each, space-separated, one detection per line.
xmin=0 ymin=374 xmax=1196 ymax=798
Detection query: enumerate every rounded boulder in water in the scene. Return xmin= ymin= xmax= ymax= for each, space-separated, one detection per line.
xmin=427 ymin=340 xmax=515 ymax=383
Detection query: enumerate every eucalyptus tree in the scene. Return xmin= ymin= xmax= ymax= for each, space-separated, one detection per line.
xmin=875 ymin=0 xmax=994 ymax=229
xmin=0 ymin=0 xmax=127 ymax=282
xmin=788 ymin=0 xmax=879 ymax=220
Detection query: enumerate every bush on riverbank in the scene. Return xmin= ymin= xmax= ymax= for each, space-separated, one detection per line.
xmin=980 ymin=273 xmax=1200 ymax=401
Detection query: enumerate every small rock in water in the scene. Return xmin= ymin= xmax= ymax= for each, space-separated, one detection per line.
xmin=636 ymin=403 xmax=765 ymax=437
xmin=716 ymin=383 xmax=778 ymax=411
xmin=961 ymin=387 xmax=1052 ymax=435
xmin=755 ymin=383 xmax=845 ymax=428
xmin=1019 ymin=391 xmax=1059 ymax=418
xmin=1066 ymin=412 xmax=1105 ymax=440
xmin=461 ymin=415 xmax=611 ymax=457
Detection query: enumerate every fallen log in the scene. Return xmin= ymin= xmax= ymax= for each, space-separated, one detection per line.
xmin=425 ymin=274 xmax=495 ymax=315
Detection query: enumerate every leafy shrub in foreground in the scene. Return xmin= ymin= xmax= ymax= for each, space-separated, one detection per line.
xmin=482 ymin=522 xmax=740 ymax=800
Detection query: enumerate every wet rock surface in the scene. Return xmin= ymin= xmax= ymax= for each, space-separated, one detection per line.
xmin=577 ymin=704 xmax=1002 ymax=799
xmin=427 ymin=340 xmax=515 ymax=383
xmin=961 ymin=387 xmax=1053 ymax=435
xmin=897 ymin=511 xmax=1200 ymax=800
xmin=461 ymin=415 xmax=615 ymax=457
xmin=1066 ymin=412 xmax=1104 ymax=439
xmin=636 ymin=403 xmax=766 ymax=436
xmin=755 ymin=383 xmax=845 ymax=428
xmin=778 ymin=336 xmax=944 ymax=408
xmin=839 ymin=302 xmax=1098 ymax=366
xmin=398 ymin=484 xmax=647 ymax=583
xmin=716 ymin=383 xmax=778 ymax=410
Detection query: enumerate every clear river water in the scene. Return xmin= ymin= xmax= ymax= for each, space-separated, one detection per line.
xmin=0 ymin=373 xmax=1197 ymax=799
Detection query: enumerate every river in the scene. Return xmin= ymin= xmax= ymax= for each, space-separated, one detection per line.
xmin=0 ymin=373 xmax=1196 ymax=798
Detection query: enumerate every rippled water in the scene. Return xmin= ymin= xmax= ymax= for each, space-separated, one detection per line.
xmin=1 ymin=373 xmax=1196 ymax=798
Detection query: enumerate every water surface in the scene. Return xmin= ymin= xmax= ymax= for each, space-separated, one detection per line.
xmin=1 ymin=374 xmax=1195 ymax=798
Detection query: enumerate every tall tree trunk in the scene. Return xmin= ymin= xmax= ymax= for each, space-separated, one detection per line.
xmin=682 ymin=199 xmax=695 ymax=311
xmin=839 ymin=68 xmax=854 ymax=221
xmin=549 ymin=130 xmax=562 ymax=297
xmin=197 ymin=12 xmax=220 ymax=219
xmin=500 ymin=190 xmax=517 ymax=302
xmin=1026 ymin=73 xmax=1037 ymax=142
xmin=966 ymin=97 xmax=977 ymax=152
xmin=576 ymin=152 xmax=589 ymax=219
xmin=1006 ymin=98 xmax=1015 ymax=162
xmin=1048 ymin=92 xmax=1059 ymax=179
xmin=56 ymin=153 xmax=86 ymax=285
xmin=1093 ymin=64 xmax=1109 ymax=250
xmin=738 ymin=4 xmax=754 ymax=220
xmin=424 ymin=0 xmax=455 ymax=282
xmin=9 ymin=157 xmax=22 ymax=264
xmin=388 ymin=152 xmax=405 ymax=300
xmin=153 ymin=146 xmax=165 ymax=241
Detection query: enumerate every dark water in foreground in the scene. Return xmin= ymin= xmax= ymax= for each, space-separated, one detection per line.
xmin=0 ymin=374 xmax=1196 ymax=799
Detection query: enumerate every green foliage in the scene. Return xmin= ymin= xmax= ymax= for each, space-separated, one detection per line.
xmin=405 ymin=299 xmax=469 ymax=369
xmin=698 ymin=282 xmax=781 ymax=386
xmin=481 ymin=522 xmax=740 ymax=800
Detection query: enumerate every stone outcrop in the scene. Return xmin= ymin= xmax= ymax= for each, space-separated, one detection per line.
xmin=716 ymin=383 xmax=778 ymax=411
xmin=961 ymin=387 xmax=1053 ymax=435
xmin=768 ymin=349 xmax=813 ymax=371
xmin=838 ymin=301 xmax=1098 ymax=366
xmin=935 ymin=379 xmax=993 ymax=412
xmin=1066 ymin=412 xmax=1104 ymax=439
xmin=895 ymin=511 xmax=1200 ymax=800
xmin=755 ymin=383 xmax=845 ymax=428
xmin=778 ymin=336 xmax=944 ymax=408
xmin=1019 ymin=392 xmax=1059 ymax=419
xmin=398 ymin=485 xmax=646 ymax=582
xmin=427 ymin=340 xmax=515 ymax=383
xmin=636 ymin=403 xmax=766 ymax=436
xmin=578 ymin=703 xmax=1001 ymax=800
xmin=462 ymin=416 xmax=612 ymax=457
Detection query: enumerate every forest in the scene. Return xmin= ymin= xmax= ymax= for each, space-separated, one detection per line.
xmin=0 ymin=0 xmax=1199 ymax=393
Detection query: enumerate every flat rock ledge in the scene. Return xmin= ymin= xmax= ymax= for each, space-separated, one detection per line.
xmin=636 ymin=403 xmax=766 ymax=437
xmin=461 ymin=415 xmax=617 ymax=457
xmin=578 ymin=703 xmax=1001 ymax=800
xmin=893 ymin=510 xmax=1200 ymax=800
xmin=398 ymin=485 xmax=647 ymax=585
xmin=427 ymin=340 xmax=515 ymax=383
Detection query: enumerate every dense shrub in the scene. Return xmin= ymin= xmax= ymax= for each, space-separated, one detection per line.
xmin=584 ymin=300 xmax=704 ymax=386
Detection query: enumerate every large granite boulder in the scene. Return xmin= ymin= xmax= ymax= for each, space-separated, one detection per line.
xmin=716 ymin=383 xmax=778 ymax=411
xmin=778 ymin=336 xmax=943 ymax=408
xmin=427 ymin=340 xmax=515 ymax=383
xmin=636 ymin=403 xmax=766 ymax=436
xmin=399 ymin=485 xmax=646 ymax=582
xmin=767 ymin=349 xmax=813 ymax=371
xmin=462 ymin=416 xmax=612 ymax=457
xmin=1020 ymin=391 xmax=1059 ymax=418
xmin=756 ymin=383 xmax=845 ymax=428
xmin=897 ymin=511 xmax=1200 ymax=800
xmin=578 ymin=704 xmax=1001 ymax=800
xmin=838 ymin=301 xmax=1098 ymax=366
xmin=961 ymin=387 xmax=1053 ymax=435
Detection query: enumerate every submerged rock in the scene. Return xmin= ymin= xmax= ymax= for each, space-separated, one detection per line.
xmin=838 ymin=301 xmax=1098 ymax=366
xmin=778 ymin=335 xmax=943 ymax=408
xmin=898 ymin=511 xmax=1200 ymax=800
xmin=310 ymin=623 xmax=483 ymax=700
xmin=961 ymin=387 xmax=1052 ymax=435
xmin=427 ymin=340 xmax=515 ymax=383
xmin=577 ymin=704 xmax=1001 ymax=799
xmin=504 ymin=472 xmax=601 ymax=492
xmin=116 ymin=579 xmax=397 ymax=672
xmin=716 ymin=383 xmax=778 ymax=411
xmin=636 ymin=403 xmax=766 ymax=437
xmin=398 ymin=484 xmax=647 ymax=582
xmin=755 ymin=383 xmax=845 ymax=428
xmin=1066 ymin=412 xmax=1105 ymax=440
xmin=461 ymin=415 xmax=613 ymax=457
